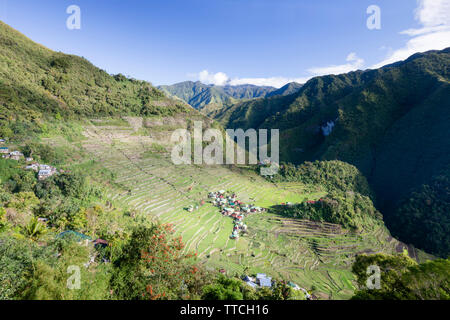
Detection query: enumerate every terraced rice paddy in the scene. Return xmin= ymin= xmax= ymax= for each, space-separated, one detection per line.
xmin=65 ymin=118 xmax=407 ymax=299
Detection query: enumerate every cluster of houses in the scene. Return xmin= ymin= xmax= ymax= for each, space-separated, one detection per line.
xmin=208 ymin=190 xmax=264 ymax=240
xmin=0 ymin=142 xmax=59 ymax=181
xmin=26 ymin=163 xmax=59 ymax=180
xmin=0 ymin=147 xmax=28 ymax=161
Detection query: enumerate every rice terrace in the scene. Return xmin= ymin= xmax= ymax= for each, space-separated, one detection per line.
xmin=56 ymin=117 xmax=428 ymax=300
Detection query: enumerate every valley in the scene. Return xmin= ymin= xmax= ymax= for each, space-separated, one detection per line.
xmin=0 ymin=18 xmax=447 ymax=301
xmin=45 ymin=117 xmax=426 ymax=299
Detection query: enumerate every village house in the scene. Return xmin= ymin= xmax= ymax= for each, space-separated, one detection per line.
xmin=38 ymin=169 xmax=53 ymax=180
xmin=256 ymin=273 xmax=272 ymax=288
xmin=9 ymin=151 xmax=24 ymax=161
xmin=25 ymin=163 xmax=40 ymax=172
xmin=0 ymin=139 xmax=5 ymax=144
xmin=0 ymin=147 xmax=9 ymax=154
xmin=39 ymin=164 xmax=52 ymax=171
xmin=242 ymin=274 xmax=273 ymax=289
xmin=242 ymin=275 xmax=258 ymax=288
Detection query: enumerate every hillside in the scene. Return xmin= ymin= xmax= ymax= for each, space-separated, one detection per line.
xmin=0 ymin=20 xmax=195 ymax=140
xmin=266 ymin=82 xmax=303 ymax=98
xmin=215 ymin=48 xmax=450 ymax=257
xmin=158 ymin=81 xmax=278 ymax=114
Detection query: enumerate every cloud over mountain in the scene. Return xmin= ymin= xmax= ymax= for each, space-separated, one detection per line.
xmin=373 ymin=0 xmax=450 ymax=68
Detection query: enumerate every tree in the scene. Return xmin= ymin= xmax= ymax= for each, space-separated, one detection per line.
xmin=0 ymin=236 xmax=52 ymax=299
xmin=22 ymin=217 xmax=47 ymax=241
xmin=0 ymin=207 xmax=7 ymax=232
xmin=351 ymin=253 xmax=450 ymax=300
xmin=110 ymin=224 xmax=208 ymax=300
xmin=202 ymin=275 xmax=245 ymax=300
xmin=21 ymin=241 xmax=111 ymax=300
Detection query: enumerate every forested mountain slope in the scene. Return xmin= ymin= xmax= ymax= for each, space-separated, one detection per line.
xmin=215 ymin=48 xmax=450 ymax=256
xmin=158 ymin=81 xmax=279 ymax=114
xmin=0 ymin=20 xmax=193 ymax=138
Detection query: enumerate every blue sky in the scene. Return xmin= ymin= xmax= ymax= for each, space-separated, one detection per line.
xmin=1 ymin=0 xmax=449 ymax=87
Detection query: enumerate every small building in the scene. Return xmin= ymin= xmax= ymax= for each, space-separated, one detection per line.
xmin=25 ymin=157 xmax=33 ymax=162
xmin=93 ymin=238 xmax=109 ymax=249
xmin=38 ymin=169 xmax=53 ymax=180
xmin=39 ymin=164 xmax=52 ymax=171
xmin=257 ymin=275 xmax=272 ymax=288
xmin=57 ymin=230 xmax=92 ymax=246
xmin=26 ymin=163 xmax=39 ymax=172
xmin=260 ymin=278 xmax=272 ymax=288
xmin=0 ymin=139 xmax=5 ymax=144
xmin=0 ymin=147 xmax=9 ymax=154
xmin=242 ymin=275 xmax=256 ymax=283
xmin=37 ymin=217 xmax=48 ymax=224
xmin=9 ymin=151 xmax=24 ymax=161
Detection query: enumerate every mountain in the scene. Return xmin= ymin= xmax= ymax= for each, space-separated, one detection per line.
xmin=215 ymin=48 xmax=450 ymax=257
xmin=266 ymin=82 xmax=303 ymax=97
xmin=158 ymin=81 xmax=279 ymax=114
xmin=0 ymin=20 xmax=193 ymax=133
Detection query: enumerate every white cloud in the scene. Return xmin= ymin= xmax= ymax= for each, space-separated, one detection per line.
xmin=228 ymin=76 xmax=310 ymax=88
xmin=198 ymin=70 xmax=229 ymax=86
xmin=187 ymin=1 xmax=450 ymax=89
xmin=373 ymin=0 xmax=450 ymax=68
xmin=191 ymin=53 xmax=364 ymax=88
xmin=307 ymin=52 xmax=364 ymax=76
xmin=415 ymin=0 xmax=450 ymax=27
xmin=191 ymin=70 xmax=309 ymax=88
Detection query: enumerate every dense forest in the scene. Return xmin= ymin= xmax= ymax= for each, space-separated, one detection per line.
xmin=270 ymin=161 xmax=382 ymax=231
xmin=351 ymin=253 xmax=449 ymax=300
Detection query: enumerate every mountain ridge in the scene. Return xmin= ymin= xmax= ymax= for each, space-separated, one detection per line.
xmin=158 ymin=81 xmax=304 ymax=115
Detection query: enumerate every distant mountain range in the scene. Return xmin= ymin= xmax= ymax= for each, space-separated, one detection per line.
xmin=158 ymin=81 xmax=303 ymax=115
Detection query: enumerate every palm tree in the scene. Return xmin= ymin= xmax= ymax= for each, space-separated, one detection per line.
xmin=23 ymin=217 xmax=47 ymax=241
